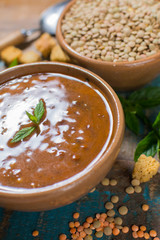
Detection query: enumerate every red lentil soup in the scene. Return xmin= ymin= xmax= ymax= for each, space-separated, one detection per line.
xmin=0 ymin=73 xmax=113 ymax=189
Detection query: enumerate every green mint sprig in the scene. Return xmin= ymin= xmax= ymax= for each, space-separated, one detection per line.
xmin=11 ymin=100 xmax=45 ymax=143
xmin=134 ymin=112 xmax=160 ymax=162
xmin=118 ymin=86 xmax=160 ymax=135
xmin=118 ymin=86 xmax=160 ymax=162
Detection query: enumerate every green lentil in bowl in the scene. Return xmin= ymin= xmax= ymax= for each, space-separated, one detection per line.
xmin=61 ymin=0 xmax=160 ymax=62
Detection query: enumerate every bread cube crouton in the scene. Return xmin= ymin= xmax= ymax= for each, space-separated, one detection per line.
xmin=19 ymin=51 xmax=41 ymax=64
xmin=50 ymin=45 xmax=70 ymax=62
xmin=1 ymin=46 xmax=22 ymax=65
xmin=35 ymin=33 xmax=56 ymax=58
xmin=132 ymin=154 xmax=160 ymax=183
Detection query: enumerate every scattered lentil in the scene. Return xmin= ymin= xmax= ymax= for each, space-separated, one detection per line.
xmin=140 ymin=226 xmax=146 ymax=231
xmin=113 ymin=227 xmax=120 ymax=236
xmin=84 ymin=228 xmax=92 ymax=235
xmin=103 ymin=221 xmax=109 ymax=227
xmin=110 ymin=179 xmax=117 ymax=186
xmin=137 ymin=230 xmax=144 ymax=238
xmin=135 ymin=185 xmax=142 ymax=193
xmin=125 ymin=186 xmax=135 ymax=194
xmin=70 ymin=228 xmax=76 ymax=234
xmin=75 ymin=221 xmax=80 ymax=228
xmin=77 ymin=226 xmax=84 ymax=232
xmin=95 ymin=231 xmax=103 ymax=238
xmin=101 ymin=178 xmax=110 ymax=186
xmin=131 ymin=179 xmax=140 ymax=186
xmin=71 ymin=233 xmax=77 ymax=239
xmin=109 ymin=222 xmax=115 ymax=229
xmin=80 ymin=231 xmax=86 ymax=238
xmin=132 ymin=225 xmax=139 ymax=232
xmin=105 ymin=202 xmax=114 ymax=210
xmin=95 ymin=213 xmax=100 ymax=219
xmin=107 ymin=210 xmax=115 ymax=217
xmin=150 ymin=230 xmax=157 ymax=237
xmin=32 ymin=230 xmax=39 ymax=237
xmin=69 ymin=222 xmax=75 ymax=228
xmin=73 ymin=212 xmax=80 ymax=219
xmin=118 ymin=206 xmax=128 ymax=215
xmin=104 ymin=226 xmax=112 ymax=236
xmin=144 ymin=232 xmax=150 ymax=239
xmin=83 ymin=222 xmax=90 ymax=229
xmin=132 ymin=231 xmax=139 ymax=238
xmin=142 ymin=204 xmax=149 ymax=212
xmin=86 ymin=217 xmax=93 ymax=224
xmin=100 ymin=213 xmax=107 ymax=220
xmin=122 ymin=226 xmax=129 ymax=233
xmin=111 ymin=195 xmax=119 ymax=203
xmin=93 ymin=220 xmax=101 ymax=229
xmin=114 ymin=217 xmax=123 ymax=225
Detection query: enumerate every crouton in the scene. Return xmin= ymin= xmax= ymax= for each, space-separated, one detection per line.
xmin=1 ymin=46 xmax=22 ymax=65
xmin=50 ymin=44 xmax=70 ymax=62
xmin=35 ymin=33 xmax=56 ymax=58
xmin=132 ymin=154 xmax=160 ymax=183
xmin=19 ymin=51 xmax=41 ymax=64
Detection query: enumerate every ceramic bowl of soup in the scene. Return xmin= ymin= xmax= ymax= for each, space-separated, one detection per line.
xmin=0 ymin=62 xmax=124 ymax=211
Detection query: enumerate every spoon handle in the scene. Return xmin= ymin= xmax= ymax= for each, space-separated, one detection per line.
xmin=0 ymin=30 xmax=26 ymax=52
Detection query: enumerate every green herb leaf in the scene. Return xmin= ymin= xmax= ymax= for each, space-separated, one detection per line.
xmin=153 ymin=112 xmax=160 ymax=129
xmin=26 ymin=111 xmax=38 ymax=124
xmin=34 ymin=100 xmax=45 ymax=123
xmin=134 ymin=131 xmax=158 ymax=162
xmin=11 ymin=126 xmax=36 ymax=143
xmin=157 ymin=139 xmax=160 ymax=160
xmin=129 ymin=87 xmax=160 ymax=108
xmin=8 ymin=58 xmax=18 ymax=68
xmin=135 ymin=104 xmax=152 ymax=130
xmin=118 ymin=95 xmax=128 ymax=109
xmin=125 ymin=111 xmax=140 ymax=135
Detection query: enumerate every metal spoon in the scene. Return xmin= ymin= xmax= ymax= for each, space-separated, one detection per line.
xmin=0 ymin=0 xmax=70 ymax=51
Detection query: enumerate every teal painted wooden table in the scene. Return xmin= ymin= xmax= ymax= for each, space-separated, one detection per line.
xmin=0 ymin=62 xmax=159 ymax=239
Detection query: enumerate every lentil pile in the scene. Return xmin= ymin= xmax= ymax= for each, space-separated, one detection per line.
xmin=61 ymin=0 xmax=160 ymax=62
xmin=58 ymin=177 xmax=159 ymax=240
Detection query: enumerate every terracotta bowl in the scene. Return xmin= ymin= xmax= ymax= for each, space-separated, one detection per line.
xmin=0 ymin=62 xmax=124 ymax=211
xmin=56 ymin=0 xmax=160 ymax=91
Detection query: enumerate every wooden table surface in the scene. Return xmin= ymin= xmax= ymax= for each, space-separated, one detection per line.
xmin=0 ymin=0 xmax=59 ymax=38
xmin=0 ymin=1 xmax=160 ymax=239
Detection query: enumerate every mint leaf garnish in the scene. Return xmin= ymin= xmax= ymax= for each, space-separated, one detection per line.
xmin=11 ymin=100 xmax=45 ymax=143
xmin=11 ymin=126 xmax=36 ymax=143
xmin=34 ymin=100 xmax=45 ymax=123
xmin=26 ymin=111 xmax=38 ymax=124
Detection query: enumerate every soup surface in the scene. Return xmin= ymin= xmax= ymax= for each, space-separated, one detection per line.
xmin=0 ymin=73 xmax=112 ymax=189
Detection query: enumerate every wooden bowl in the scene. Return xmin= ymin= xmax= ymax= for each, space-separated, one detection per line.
xmin=0 ymin=62 xmax=124 ymax=211
xmin=56 ymin=0 xmax=160 ymax=91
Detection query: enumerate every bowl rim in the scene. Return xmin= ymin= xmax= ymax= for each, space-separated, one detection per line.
xmin=0 ymin=62 xmax=124 ymax=197
xmin=56 ymin=0 xmax=160 ymax=66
